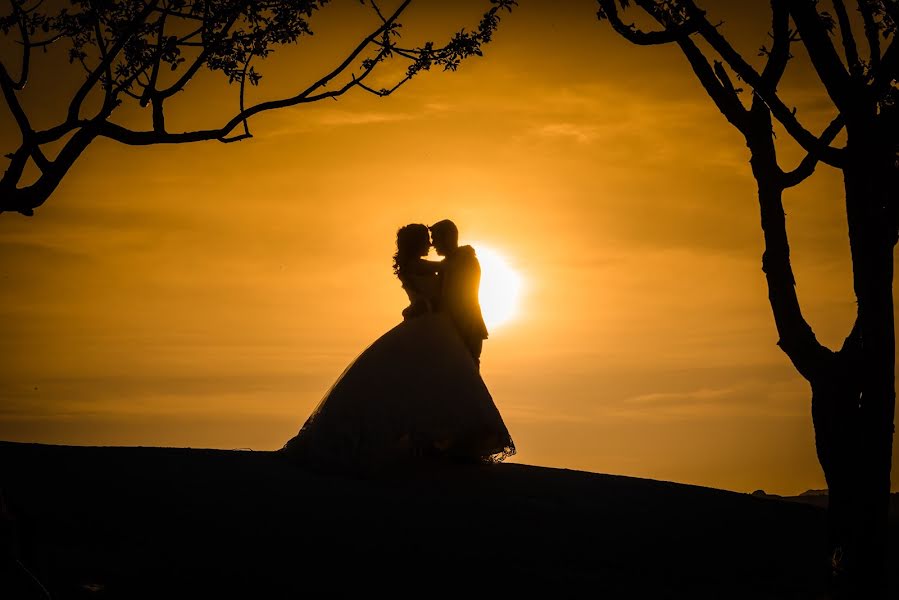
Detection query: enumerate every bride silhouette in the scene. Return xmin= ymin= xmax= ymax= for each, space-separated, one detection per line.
xmin=281 ymin=222 xmax=515 ymax=472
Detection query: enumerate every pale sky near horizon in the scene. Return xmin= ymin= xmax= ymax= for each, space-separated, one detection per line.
xmin=1 ymin=0 xmax=896 ymax=495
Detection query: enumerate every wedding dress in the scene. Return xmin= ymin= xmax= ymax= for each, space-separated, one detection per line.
xmin=282 ymin=263 xmax=515 ymax=472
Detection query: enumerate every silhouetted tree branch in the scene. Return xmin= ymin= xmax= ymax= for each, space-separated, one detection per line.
xmin=0 ymin=0 xmax=516 ymax=216
xmin=597 ymin=1 xmax=897 ymax=595
xmin=595 ymin=0 xmax=698 ymax=45
xmin=859 ymin=0 xmax=882 ymax=70
xmin=781 ymin=115 xmax=845 ymax=187
xmin=832 ymin=0 xmax=863 ymax=78
xmin=789 ymin=0 xmax=854 ymax=109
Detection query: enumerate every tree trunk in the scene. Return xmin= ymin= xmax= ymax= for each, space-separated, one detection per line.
xmin=809 ymin=350 xmax=860 ymax=594
xmin=751 ymin=159 xmax=869 ymax=594
xmin=751 ymin=154 xmax=829 ymax=383
xmin=842 ymin=128 xmax=896 ymax=597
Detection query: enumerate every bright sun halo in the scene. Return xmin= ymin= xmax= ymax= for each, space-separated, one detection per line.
xmin=474 ymin=244 xmax=523 ymax=330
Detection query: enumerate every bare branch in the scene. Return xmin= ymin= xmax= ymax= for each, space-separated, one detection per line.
xmin=151 ymin=96 xmax=165 ymax=133
xmin=97 ymin=33 xmax=399 ymax=148
xmin=356 ymin=78 xmax=386 ymax=96
xmin=675 ymin=0 xmax=845 ymax=167
xmin=369 ymin=0 xmax=388 ymax=24
xmin=371 ymin=38 xmax=419 ymax=60
xmin=33 ymin=120 xmax=86 ymax=145
xmin=760 ymin=174 xmax=833 ymax=380
xmin=832 ymin=0 xmax=863 ymax=79
xmin=858 ymin=0 xmax=882 ymax=71
xmin=0 ymin=61 xmax=33 ymax=138
xmin=596 ymin=0 xmax=698 ymax=46
xmin=677 ymin=36 xmax=749 ymax=132
xmin=219 ymin=57 xmax=253 ymax=142
xmin=120 ymin=87 xmax=143 ymax=101
xmin=29 ymin=143 xmax=48 ymax=172
xmin=0 ymin=145 xmax=32 ymax=203
xmin=759 ymin=0 xmax=792 ymax=90
xmin=621 ymin=0 xmax=757 ymax=133
xmin=218 ymin=132 xmax=250 ymax=144
xmin=781 ymin=114 xmax=845 ymax=187
xmin=139 ymin=9 xmax=168 ymax=108
xmin=18 ymin=31 xmax=64 ymax=48
xmin=787 ymin=0 xmax=853 ymax=109
xmin=92 ymin=14 xmax=114 ymax=107
xmin=176 ymin=24 xmax=205 ymax=45
xmin=294 ymin=0 xmax=411 ymax=100
xmin=357 ymin=74 xmax=412 ymax=97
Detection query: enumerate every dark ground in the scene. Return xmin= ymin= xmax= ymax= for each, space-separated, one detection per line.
xmin=1 ymin=442 xmax=896 ymax=598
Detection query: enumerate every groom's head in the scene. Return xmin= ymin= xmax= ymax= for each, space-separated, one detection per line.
xmin=429 ymin=219 xmax=458 ymax=257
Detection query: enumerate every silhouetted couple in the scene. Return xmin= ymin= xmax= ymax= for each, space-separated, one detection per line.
xmin=282 ymin=220 xmax=515 ymax=472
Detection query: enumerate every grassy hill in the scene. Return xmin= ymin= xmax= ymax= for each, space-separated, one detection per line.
xmin=1 ymin=442 xmax=895 ymax=598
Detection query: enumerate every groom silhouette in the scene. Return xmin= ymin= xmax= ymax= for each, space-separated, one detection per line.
xmin=430 ymin=219 xmax=489 ymax=367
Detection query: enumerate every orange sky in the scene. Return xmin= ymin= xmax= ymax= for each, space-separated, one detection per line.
xmin=1 ymin=0 xmax=895 ymax=495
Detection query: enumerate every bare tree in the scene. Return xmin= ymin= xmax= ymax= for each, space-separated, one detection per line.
xmin=0 ymin=0 xmax=515 ymax=216
xmin=596 ymin=0 xmax=896 ymax=595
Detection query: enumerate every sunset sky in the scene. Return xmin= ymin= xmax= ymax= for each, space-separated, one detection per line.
xmin=1 ymin=0 xmax=895 ymax=495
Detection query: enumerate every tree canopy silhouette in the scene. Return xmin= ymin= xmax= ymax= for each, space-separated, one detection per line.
xmin=0 ymin=0 xmax=515 ymax=216
xmin=597 ymin=0 xmax=897 ymax=595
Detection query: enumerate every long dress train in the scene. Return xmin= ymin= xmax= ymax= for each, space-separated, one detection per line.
xmin=282 ymin=311 xmax=515 ymax=472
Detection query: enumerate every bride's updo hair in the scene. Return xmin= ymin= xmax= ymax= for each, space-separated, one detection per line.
xmin=392 ymin=223 xmax=430 ymax=278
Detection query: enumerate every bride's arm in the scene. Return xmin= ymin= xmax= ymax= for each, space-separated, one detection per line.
xmin=414 ymin=258 xmax=443 ymax=273
xmin=400 ymin=264 xmax=440 ymax=319
xmin=401 ymin=285 xmax=433 ymax=319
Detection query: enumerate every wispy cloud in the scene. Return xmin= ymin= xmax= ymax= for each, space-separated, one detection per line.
xmin=313 ymin=109 xmax=417 ymax=126
xmin=611 ymin=379 xmax=808 ymax=422
xmin=502 ymin=402 xmax=592 ymax=424
xmin=535 ymin=122 xmax=600 ymax=144
xmin=263 ymin=104 xmax=440 ymax=137
xmin=625 ymin=387 xmax=736 ymax=406
xmin=0 ymin=239 xmax=93 ymax=264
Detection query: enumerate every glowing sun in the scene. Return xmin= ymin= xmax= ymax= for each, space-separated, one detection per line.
xmin=474 ymin=244 xmax=523 ymax=330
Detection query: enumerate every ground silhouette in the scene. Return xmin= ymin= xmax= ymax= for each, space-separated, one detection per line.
xmin=4 ymin=442 xmax=896 ymax=597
